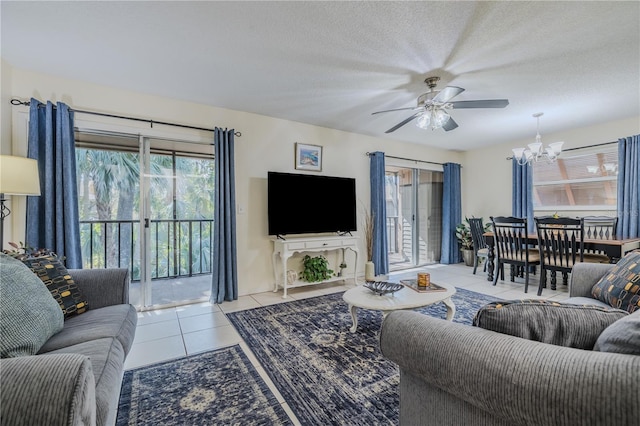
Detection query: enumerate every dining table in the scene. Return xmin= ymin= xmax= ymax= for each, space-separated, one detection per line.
xmin=482 ymin=232 xmax=640 ymax=282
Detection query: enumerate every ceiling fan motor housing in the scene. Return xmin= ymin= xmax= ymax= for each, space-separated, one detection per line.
xmin=417 ymin=77 xmax=442 ymax=107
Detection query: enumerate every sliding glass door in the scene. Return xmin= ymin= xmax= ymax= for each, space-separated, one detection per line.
xmin=76 ymin=130 xmax=214 ymax=309
xmin=385 ymin=166 xmax=443 ymax=270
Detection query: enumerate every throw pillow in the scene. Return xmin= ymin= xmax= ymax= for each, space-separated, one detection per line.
xmin=593 ymin=310 xmax=640 ymax=355
xmin=473 ymin=299 xmax=628 ymax=349
xmin=591 ymin=250 xmax=640 ymax=313
xmin=21 ymin=255 xmax=89 ymax=318
xmin=0 ymin=253 xmax=64 ymax=358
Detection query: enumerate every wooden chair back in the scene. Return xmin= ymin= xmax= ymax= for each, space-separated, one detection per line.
xmin=535 ymin=217 xmax=584 ymax=271
xmin=490 ymin=216 xmax=529 ymax=262
xmin=468 ymin=218 xmax=487 ymax=254
xmin=583 ymin=216 xmax=618 ymax=240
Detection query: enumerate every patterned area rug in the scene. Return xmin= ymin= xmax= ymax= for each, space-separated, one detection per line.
xmin=227 ymin=287 xmax=500 ymax=425
xmin=117 ymin=344 xmax=292 ymax=425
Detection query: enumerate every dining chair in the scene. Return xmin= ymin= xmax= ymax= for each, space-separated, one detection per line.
xmin=534 ymin=216 xmax=608 ymax=296
xmin=468 ymin=217 xmax=490 ymax=275
xmin=583 ymin=216 xmax=619 ymax=262
xmin=490 ymin=216 xmax=540 ymax=293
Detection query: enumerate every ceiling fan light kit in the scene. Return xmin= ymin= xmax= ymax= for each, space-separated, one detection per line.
xmin=512 ymin=112 xmax=564 ymax=165
xmin=415 ymin=107 xmax=451 ymax=130
xmin=373 ymin=76 xmax=509 ymax=134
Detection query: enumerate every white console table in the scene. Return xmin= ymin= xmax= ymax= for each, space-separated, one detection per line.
xmin=271 ymin=235 xmax=359 ymax=298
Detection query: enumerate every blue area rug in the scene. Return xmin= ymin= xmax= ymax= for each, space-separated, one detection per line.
xmin=227 ymin=287 xmax=500 ymax=425
xmin=116 ymin=344 xmax=292 ymax=425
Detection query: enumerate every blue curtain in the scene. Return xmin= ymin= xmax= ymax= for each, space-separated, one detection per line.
xmin=211 ymin=128 xmax=238 ymax=303
xmin=617 ymin=135 xmax=640 ymax=238
xmin=512 ymin=158 xmax=534 ymax=233
xmin=369 ymin=151 xmax=388 ymax=275
xmin=441 ymin=163 xmax=461 ymax=264
xmin=26 ymin=99 xmax=82 ymax=268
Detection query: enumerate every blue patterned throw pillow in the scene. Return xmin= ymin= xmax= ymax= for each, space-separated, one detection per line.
xmin=591 ymin=250 xmax=640 ymax=313
xmin=20 ymin=255 xmax=89 ymax=318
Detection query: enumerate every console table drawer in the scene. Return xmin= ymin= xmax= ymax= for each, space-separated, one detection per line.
xmin=286 ymin=242 xmax=307 ymax=250
xmin=304 ymin=240 xmax=338 ymax=249
xmin=339 ymin=239 xmax=357 ymax=248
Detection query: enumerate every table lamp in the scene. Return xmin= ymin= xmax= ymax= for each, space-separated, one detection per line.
xmin=0 ymin=155 xmax=41 ymax=247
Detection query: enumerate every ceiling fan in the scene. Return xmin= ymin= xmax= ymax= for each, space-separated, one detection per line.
xmin=372 ymin=76 xmax=509 ymax=133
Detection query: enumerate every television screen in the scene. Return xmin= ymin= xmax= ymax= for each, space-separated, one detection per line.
xmin=268 ymin=172 xmax=357 ymax=236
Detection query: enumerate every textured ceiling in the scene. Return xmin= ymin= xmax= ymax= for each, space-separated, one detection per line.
xmin=2 ymin=1 xmax=639 ymax=151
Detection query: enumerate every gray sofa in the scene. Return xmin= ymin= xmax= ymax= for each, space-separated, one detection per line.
xmin=380 ymin=263 xmax=640 ymax=426
xmin=0 ymin=268 xmax=137 ymax=426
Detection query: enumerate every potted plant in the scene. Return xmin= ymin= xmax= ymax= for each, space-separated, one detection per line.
xmin=301 ymin=255 xmax=334 ymax=282
xmin=455 ymin=219 xmax=475 ymax=267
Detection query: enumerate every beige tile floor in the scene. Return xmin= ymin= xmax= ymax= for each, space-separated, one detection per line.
xmin=123 ymin=262 xmax=571 ymax=424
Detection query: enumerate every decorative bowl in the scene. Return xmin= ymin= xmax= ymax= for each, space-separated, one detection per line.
xmin=364 ymin=281 xmax=403 ymax=296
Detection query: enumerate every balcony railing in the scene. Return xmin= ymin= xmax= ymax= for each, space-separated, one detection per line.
xmin=79 ymin=219 xmax=214 ymax=282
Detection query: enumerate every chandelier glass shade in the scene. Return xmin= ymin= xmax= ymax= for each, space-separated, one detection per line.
xmin=415 ymin=106 xmax=450 ymax=130
xmin=512 ymin=113 xmax=564 ymax=165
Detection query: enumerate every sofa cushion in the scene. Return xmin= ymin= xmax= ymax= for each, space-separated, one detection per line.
xmin=0 ymin=253 xmax=64 ymax=358
xmin=594 ymin=310 xmax=640 ymax=355
xmin=473 ymin=299 xmax=628 ymax=349
xmin=562 ymin=296 xmax=611 ymax=309
xmin=591 ymin=250 xmax=640 ymax=313
xmin=38 ymin=304 xmax=137 ymax=356
xmin=47 ymin=337 xmax=126 ymax=426
xmin=21 ymin=255 xmax=89 ymax=318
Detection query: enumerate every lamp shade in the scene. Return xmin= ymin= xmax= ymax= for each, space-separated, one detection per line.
xmin=0 ymin=155 xmax=41 ymax=195
xmin=416 ymin=113 xmax=430 ymax=129
xmin=548 ymin=141 xmax=564 ymax=155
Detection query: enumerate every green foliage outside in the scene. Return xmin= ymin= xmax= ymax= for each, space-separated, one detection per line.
xmin=76 ymin=148 xmax=215 ymax=280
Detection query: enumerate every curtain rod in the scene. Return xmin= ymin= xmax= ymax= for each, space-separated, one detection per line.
xmin=10 ymin=98 xmax=241 ymax=137
xmin=563 ymin=140 xmax=618 ymax=152
xmin=365 ymin=152 xmax=452 ymax=167
xmin=505 ymin=140 xmax=617 ymax=160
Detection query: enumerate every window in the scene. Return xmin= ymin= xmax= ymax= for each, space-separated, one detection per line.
xmin=533 ymin=148 xmax=617 ymax=210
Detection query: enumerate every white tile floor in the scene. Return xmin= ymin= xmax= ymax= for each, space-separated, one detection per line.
xmin=123 ymin=262 xmax=571 ymax=424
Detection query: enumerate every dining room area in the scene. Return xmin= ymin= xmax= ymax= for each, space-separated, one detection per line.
xmin=478 ymin=215 xmax=640 ymax=296
xmin=466 ymin=134 xmax=639 ymax=298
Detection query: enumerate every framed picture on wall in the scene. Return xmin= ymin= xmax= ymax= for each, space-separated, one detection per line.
xmin=295 ymin=143 xmax=322 ymax=172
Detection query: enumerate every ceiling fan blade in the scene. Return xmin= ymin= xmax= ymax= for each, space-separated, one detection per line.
xmin=372 ymin=107 xmax=420 ymax=115
xmin=442 ymin=117 xmax=458 ymax=131
xmin=432 ymin=86 xmax=464 ymax=103
xmin=385 ymin=112 xmax=422 ymax=133
xmin=450 ymin=99 xmax=509 ymax=109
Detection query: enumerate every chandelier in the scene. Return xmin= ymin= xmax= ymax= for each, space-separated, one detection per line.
xmin=512 ymin=112 xmax=564 ymax=165
xmin=415 ymin=105 xmax=452 ymax=130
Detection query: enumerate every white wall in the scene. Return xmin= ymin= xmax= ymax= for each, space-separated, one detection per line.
xmin=4 ymin=65 xmax=463 ymax=296
xmin=1 ymin=58 xmax=12 ymax=154
xmin=462 ymin=116 xmax=640 ymax=223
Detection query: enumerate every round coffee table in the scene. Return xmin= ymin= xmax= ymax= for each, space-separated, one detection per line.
xmin=342 ymin=282 xmax=456 ymax=333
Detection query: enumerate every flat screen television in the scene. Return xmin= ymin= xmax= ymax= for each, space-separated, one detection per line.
xmin=268 ymin=171 xmax=357 ymax=236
